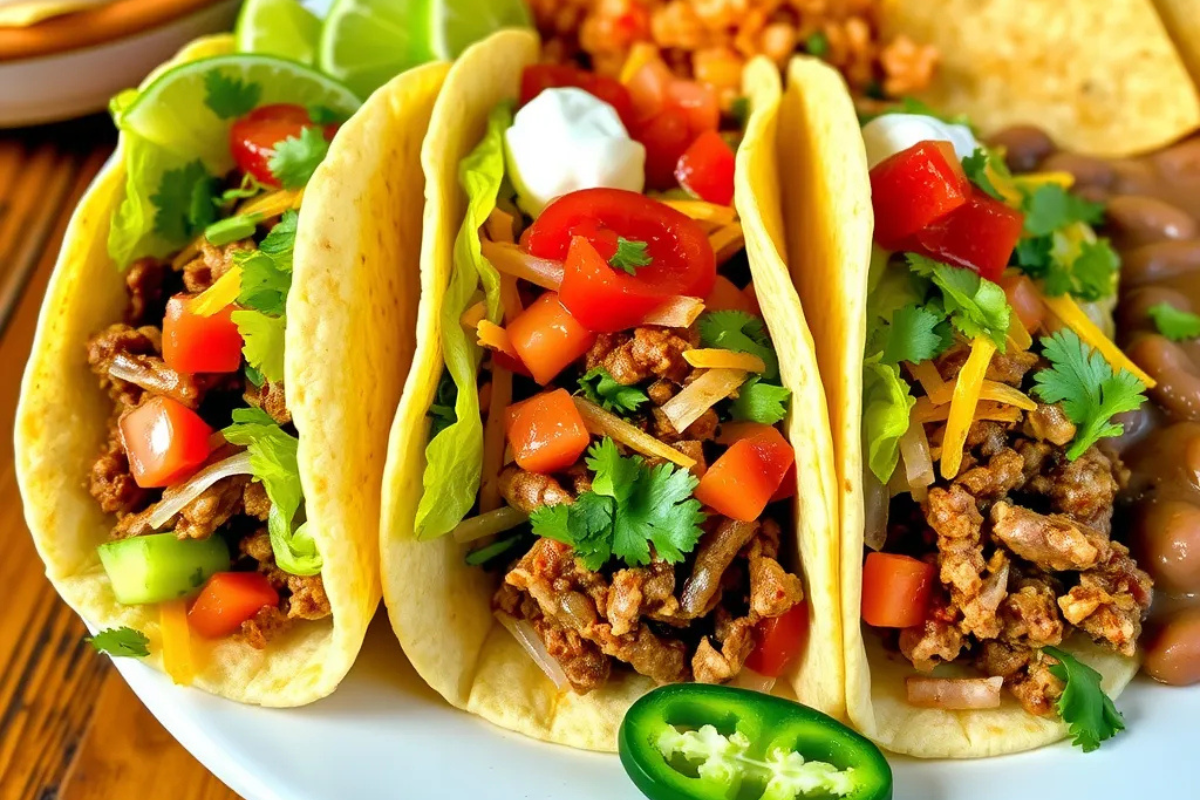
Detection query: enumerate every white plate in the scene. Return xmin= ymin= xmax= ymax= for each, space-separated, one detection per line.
xmin=110 ymin=612 xmax=1200 ymax=800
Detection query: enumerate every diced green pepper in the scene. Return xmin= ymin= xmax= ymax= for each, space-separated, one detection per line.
xmin=98 ymin=533 xmax=230 ymax=605
xmin=619 ymin=685 xmax=892 ymax=800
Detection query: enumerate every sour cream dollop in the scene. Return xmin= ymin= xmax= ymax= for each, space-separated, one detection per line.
xmin=505 ymin=87 xmax=646 ymax=217
xmin=862 ymin=113 xmax=980 ymax=170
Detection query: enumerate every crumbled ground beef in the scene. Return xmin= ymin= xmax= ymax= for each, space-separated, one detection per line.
xmin=245 ymin=380 xmax=292 ymax=425
xmin=499 ymin=466 xmax=575 ymax=514
xmin=123 ymin=258 xmax=170 ymax=326
xmin=240 ymin=606 xmax=291 ymax=650
xmin=586 ymin=326 xmax=698 ymax=385
xmin=86 ymin=323 xmax=204 ymax=409
xmin=935 ymin=344 xmax=1039 ymax=386
xmin=89 ymin=427 xmax=148 ymax=515
xmin=182 ymin=240 xmax=251 ymax=293
xmin=243 ymin=480 xmax=271 ymax=520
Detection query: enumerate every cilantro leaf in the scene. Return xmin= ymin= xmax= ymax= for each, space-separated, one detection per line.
xmin=268 ymin=126 xmax=329 ymax=189
xmin=1032 ymin=329 xmax=1147 ymax=460
xmin=530 ymin=438 xmax=705 ymax=570
xmin=235 ymin=210 xmax=298 ymax=316
xmin=222 ymin=408 xmax=319 ymax=575
xmin=880 ymin=303 xmax=952 ymax=364
xmin=1022 ymin=184 xmax=1105 ymax=237
xmin=609 ymin=237 xmax=653 ymax=275
xmin=87 ymin=627 xmax=149 ymax=658
xmin=245 ymin=364 xmax=265 ymax=388
xmin=232 ymin=310 xmax=286 ymax=383
xmin=306 ymin=105 xmax=345 ymax=125
xmin=729 ymin=377 xmax=791 ymax=425
xmin=151 ymin=160 xmax=218 ymax=242
xmin=258 ymin=208 xmax=298 ymax=271
xmin=907 ymin=254 xmax=1010 ymax=348
xmin=804 ymin=31 xmax=829 ymax=57
xmin=1043 ymin=646 xmax=1126 ymax=752
xmin=698 ymin=310 xmax=779 ymax=380
xmin=1148 ymin=302 xmax=1200 ymax=341
xmin=961 ymin=147 xmax=1010 ymax=201
xmin=203 ymin=69 xmax=261 ymax=119
xmin=577 ymin=367 xmax=648 ymax=414
xmin=1069 ymin=239 xmax=1120 ymax=302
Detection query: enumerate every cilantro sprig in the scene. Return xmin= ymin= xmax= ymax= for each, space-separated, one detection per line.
xmin=907 ymin=254 xmax=1011 ymax=348
xmin=698 ymin=310 xmax=779 ymax=381
xmin=203 ymin=69 xmax=262 ymax=119
xmin=230 ymin=210 xmax=298 ymax=382
xmin=609 ymin=237 xmax=653 ymax=275
xmin=1042 ymin=646 xmax=1126 ymax=752
xmin=87 ymin=627 xmax=150 ymax=658
xmin=268 ymin=126 xmax=329 ymax=189
xmin=151 ymin=160 xmax=218 ymax=242
xmin=577 ymin=367 xmax=648 ymax=414
xmin=1031 ymin=330 xmax=1146 ymax=460
xmin=729 ymin=377 xmax=791 ymax=425
xmin=879 ymin=303 xmax=953 ymax=365
xmin=1148 ymin=302 xmax=1200 ymax=341
xmin=531 ymin=438 xmax=706 ymax=570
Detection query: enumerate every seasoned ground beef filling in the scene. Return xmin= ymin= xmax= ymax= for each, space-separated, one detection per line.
xmin=887 ymin=349 xmax=1153 ymax=715
xmin=86 ymin=243 xmax=330 ymax=649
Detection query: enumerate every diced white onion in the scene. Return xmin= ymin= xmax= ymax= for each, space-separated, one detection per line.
xmin=147 ymin=451 xmax=254 ymax=530
xmin=899 ymin=420 xmax=934 ymax=502
xmin=729 ymin=668 xmax=777 ymax=695
xmin=905 ymin=676 xmax=1003 ymax=710
xmin=661 ymin=368 xmax=747 ymax=434
xmin=495 ymin=612 xmax=569 ymax=691
xmin=863 ymin=464 xmax=889 ymax=552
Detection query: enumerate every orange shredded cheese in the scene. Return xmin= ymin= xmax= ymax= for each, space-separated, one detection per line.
xmin=499 ymin=273 xmax=523 ymax=321
xmin=573 ymin=396 xmax=696 ymax=468
xmin=190 ymin=264 xmax=242 ymax=317
xmin=684 ymin=349 xmax=766 ymax=372
xmin=159 ymin=600 xmax=194 ymax=686
xmin=1007 ymin=317 xmax=1033 ymax=351
xmin=941 ymin=337 xmax=997 ymax=479
xmin=662 ymin=199 xmax=737 ymax=231
xmin=929 ymin=379 xmax=1037 ymax=411
xmin=908 ymin=361 xmax=946 ymax=396
xmin=477 ymin=320 xmax=519 ymax=359
xmin=481 ymin=239 xmax=564 ymax=291
xmin=709 ymin=222 xmax=745 ymax=265
xmin=460 ymin=301 xmax=487 ymax=328
xmin=485 ymin=208 xmax=516 ymax=244
xmin=1041 ymin=294 xmax=1155 ymax=387
xmin=914 ymin=398 xmax=1023 ymax=425
xmin=620 ymin=42 xmax=662 ymax=83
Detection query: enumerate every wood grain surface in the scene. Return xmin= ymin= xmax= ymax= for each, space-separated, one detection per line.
xmin=0 ymin=117 xmax=243 ymax=800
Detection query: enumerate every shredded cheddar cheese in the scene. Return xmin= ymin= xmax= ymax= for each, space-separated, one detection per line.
xmin=620 ymin=42 xmax=661 ymax=84
xmin=159 ymin=600 xmax=194 ymax=686
xmin=1007 ymin=318 xmax=1033 ymax=351
xmin=1041 ymin=293 xmax=1155 ymax=387
xmin=476 ymin=320 xmax=519 ymax=359
xmin=190 ymin=265 xmax=242 ymax=317
xmin=914 ymin=397 xmax=1023 ymax=425
xmin=709 ymin=222 xmax=745 ymax=265
xmin=662 ymin=199 xmax=737 ymax=231
xmin=485 ymin=208 xmax=516 ymax=244
xmin=929 ymin=379 xmax=1037 ymax=411
xmin=909 ymin=361 xmax=946 ymax=396
xmin=941 ymin=337 xmax=997 ymax=479
xmin=461 ymin=301 xmax=487 ymax=328
xmin=573 ymin=396 xmax=696 ymax=468
xmin=683 ymin=349 xmax=766 ymax=372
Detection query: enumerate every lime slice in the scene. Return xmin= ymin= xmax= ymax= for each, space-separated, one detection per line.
xmin=117 ymin=53 xmax=360 ymax=172
xmin=429 ymin=0 xmax=531 ymax=60
xmin=235 ymin=0 xmax=322 ymax=65
xmin=318 ymin=0 xmax=436 ymax=99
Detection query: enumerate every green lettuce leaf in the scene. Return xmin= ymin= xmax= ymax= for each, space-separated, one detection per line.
xmin=414 ymin=102 xmax=514 ymax=540
xmin=863 ymin=356 xmax=915 ymax=484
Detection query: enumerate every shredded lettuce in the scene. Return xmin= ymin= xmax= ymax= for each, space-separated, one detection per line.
xmin=863 ymin=356 xmax=915 ymax=485
xmin=222 ymin=408 xmax=320 ymax=576
xmin=414 ymin=102 xmax=514 ymax=540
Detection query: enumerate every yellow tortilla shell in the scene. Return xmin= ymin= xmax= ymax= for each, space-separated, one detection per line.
xmin=880 ymin=0 xmax=1200 ymax=157
xmin=381 ymin=36 xmax=842 ymax=750
xmin=780 ymin=55 xmax=1141 ymax=757
xmin=14 ymin=35 xmax=448 ymax=706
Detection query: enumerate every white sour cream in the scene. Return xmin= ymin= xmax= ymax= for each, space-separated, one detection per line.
xmin=862 ymin=113 xmax=980 ymax=170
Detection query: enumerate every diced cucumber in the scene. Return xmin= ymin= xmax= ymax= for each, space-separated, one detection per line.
xmin=98 ymin=533 xmax=231 ymax=606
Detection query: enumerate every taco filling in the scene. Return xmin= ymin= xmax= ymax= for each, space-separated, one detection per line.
xmin=417 ymin=56 xmax=808 ymax=693
xmin=857 ymin=109 xmax=1154 ymax=727
xmin=83 ymin=56 xmax=359 ymax=672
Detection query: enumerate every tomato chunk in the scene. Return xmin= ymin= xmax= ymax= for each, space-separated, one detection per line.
xmin=694 ymin=426 xmax=795 ymax=521
xmin=999 ymin=272 xmax=1046 ymax=334
xmin=634 ymin=108 xmax=694 ymax=190
xmin=870 ymin=140 xmax=968 ymax=250
xmin=507 ymin=389 xmax=591 ymax=474
xmin=163 ymin=295 xmax=243 ymax=374
xmin=525 ymin=188 xmax=716 ymax=332
xmin=676 ymin=130 xmax=736 ymax=206
xmin=745 ymin=602 xmax=809 ymax=678
xmin=119 ymin=396 xmax=214 ymax=488
xmin=507 ymin=291 xmax=597 ymax=385
xmin=913 ymin=187 xmax=1024 ymax=282
xmin=861 ymin=552 xmax=935 ymax=628
xmin=188 ymin=572 xmax=280 ymax=639
xmin=230 ymin=104 xmax=337 ymax=187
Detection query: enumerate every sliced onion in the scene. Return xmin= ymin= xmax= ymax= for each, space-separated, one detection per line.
xmin=661 ymin=368 xmax=747 ymax=434
xmin=642 ymin=295 xmax=705 ymax=328
xmin=108 ymin=354 xmax=176 ymax=397
xmin=978 ymin=559 xmax=1011 ymax=613
xmin=146 ymin=451 xmax=254 ymax=530
xmin=898 ymin=420 xmax=934 ymax=502
xmin=481 ymin=240 xmax=563 ymax=291
xmin=452 ymin=505 xmax=528 ymax=543
xmin=573 ymin=396 xmax=696 ymax=468
xmin=863 ymin=463 xmax=889 ymax=552
xmin=495 ymin=612 xmax=569 ymax=691
xmin=729 ymin=667 xmax=777 ymax=695
xmin=906 ymin=676 xmax=1003 ymax=710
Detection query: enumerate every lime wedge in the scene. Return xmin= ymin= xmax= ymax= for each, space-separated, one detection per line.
xmin=429 ymin=0 xmax=532 ymax=60
xmin=318 ymin=0 xmax=436 ymax=99
xmin=117 ymin=54 xmax=360 ymax=172
xmin=235 ymin=0 xmax=322 ymax=65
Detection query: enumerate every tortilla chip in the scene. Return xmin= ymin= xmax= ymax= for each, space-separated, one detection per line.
xmin=1153 ymin=0 xmax=1200 ymax=90
xmin=14 ymin=35 xmax=447 ymax=706
xmin=880 ymin=0 xmax=1200 ymax=156
xmin=381 ymin=38 xmax=843 ymax=750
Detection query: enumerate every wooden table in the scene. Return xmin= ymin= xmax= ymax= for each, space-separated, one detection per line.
xmin=0 ymin=117 xmax=242 ymax=800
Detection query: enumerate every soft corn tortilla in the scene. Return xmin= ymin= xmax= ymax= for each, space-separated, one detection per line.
xmin=380 ymin=33 xmax=842 ymax=750
xmin=780 ymin=56 xmax=1140 ymax=758
xmin=14 ymin=35 xmax=448 ymax=706
xmin=879 ymin=0 xmax=1200 ymax=158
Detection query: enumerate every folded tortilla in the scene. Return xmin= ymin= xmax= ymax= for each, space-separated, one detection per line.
xmin=14 ymin=35 xmax=449 ymax=706
xmin=778 ymin=55 xmax=1139 ymax=758
xmin=379 ymin=31 xmax=843 ymax=751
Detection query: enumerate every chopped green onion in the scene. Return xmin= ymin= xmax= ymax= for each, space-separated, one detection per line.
xmin=205 ymin=213 xmax=262 ymax=246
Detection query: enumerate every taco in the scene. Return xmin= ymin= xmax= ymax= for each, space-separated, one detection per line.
xmin=14 ymin=35 xmax=448 ymax=706
xmin=380 ymin=29 xmax=842 ymax=751
xmin=780 ymin=55 xmax=1157 ymax=756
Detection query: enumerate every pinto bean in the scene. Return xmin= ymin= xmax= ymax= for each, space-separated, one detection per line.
xmin=988 ymin=125 xmax=1056 ymax=173
xmin=1121 ymin=239 xmax=1200 ymax=287
xmin=1127 ymin=334 xmax=1200 ymax=422
xmin=1152 ymin=138 xmax=1200 ymax=182
xmin=1041 ymin=152 xmax=1115 ymax=190
xmin=1105 ymin=195 xmax=1197 ymax=250
xmin=1118 ymin=287 xmax=1195 ymax=338
xmin=1143 ymin=607 xmax=1200 ymax=686
xmin=1132 ymin=499 xmax=1200 ymax=595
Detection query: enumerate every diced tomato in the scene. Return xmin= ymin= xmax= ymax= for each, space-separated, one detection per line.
xmin=626 ymin=58 xmax=675 ymax=121
xmin=493 ymin=349 xmax=533 ymax=379
xmin=771 ymin=462 xmax=797 ymax=503
xmin=912 ymin=187 xmax=1024 ymax=282
xmin=695 ymin=426 xmax=795 ymax=521
xmin=665 ymin=79 xmax=719 ymax=137
xmin=119 ymin=396 xmax=214 ymax=488
xmin=635 ymin=107 xmax=694 ymax=190
xmin=230 ymin=104 xmax=338 ymax=187
xmin=525 ymin=188 xmax=716 ymax=332
xmin=506 ymin=389 xmax=591 ymax=474
xmin=507 ymin=291 xmax=597 ymax=384
xmin=745 ymin=602 xmax=809 ymax=678
xmin=582 ymin=75 xmax=636 ymax=131
xmin=704 ymin=275 xmax=757 ymax=314
xmin=999 ymin=272 xmax=1046 ymax=334
xmin=861 ymin=552 xmax=936 ymax=628
xmin=162 ymin=295 xmax=243 ymax=374
xmin=676 ymin=130 xmax=736 ymax=206
xmin=188 ymin=572 xmax=280 ymax=639
xmin=870 ymin=140 xmax=969 ymax=251
xmin=519 ymin=65 xmax=635 ymax=130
